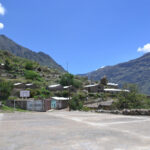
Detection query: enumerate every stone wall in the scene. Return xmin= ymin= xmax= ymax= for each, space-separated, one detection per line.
xmin=96 ymin=109 xmax=150 ymax=116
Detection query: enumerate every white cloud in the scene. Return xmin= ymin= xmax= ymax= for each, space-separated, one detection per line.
xmin=0 ymin=3 xmax=5 ymax=15
xmin=0 ymin=22 xmax=4 ymax=29
xmin=137 ymin=43 xmax=150 ymax=53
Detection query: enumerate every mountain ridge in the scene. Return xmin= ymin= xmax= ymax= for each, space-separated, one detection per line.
xmin=0 ymin=34 xmax=65 ymax=72
xmin=81 ymin=52 xmax=150 ymax=94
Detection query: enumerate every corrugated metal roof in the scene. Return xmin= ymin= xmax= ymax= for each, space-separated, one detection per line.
xmin=14 ymin=83 xmax=22 ymax=86
xmin=51 ymin=97 xmax=70 ymax=101
xmin=107 ymin=83 xmax=118 ymax=86
xmin=84 ymin=84 xmax=99 ymax=88
xmin=48 ymin=84 xmax=61 ymax=88
xmin=104 ymin=88 xmax=129 ymax=92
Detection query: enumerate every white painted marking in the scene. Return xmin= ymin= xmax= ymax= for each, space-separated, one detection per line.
xmin=49 ymin=113 xmax=150 ymax=127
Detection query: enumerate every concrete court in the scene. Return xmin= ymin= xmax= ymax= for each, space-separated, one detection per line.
xmin=0 ymin=111 xmax=150 ymax=150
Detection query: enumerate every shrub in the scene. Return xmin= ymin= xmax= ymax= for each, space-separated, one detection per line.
xmin=0 ymin=81 xmax=13 ymax=101
xmin=60 ymin=73 xmax=74 ymax=86
xmin=69 ymin=95 xmax=83 ymax=110
xmin=24 ymin=70 xmax=41 ymax=80
xmin=100 ymin=76 xmax=108 ymax=85
xmin=25 ymin=62 xmax=34 ymax=70
xmin=113 ymin=91 xmax=146 ymax=109
xmin=73 ymin=79 xmax=82 ymax=88
xmin=4 ymin=59 xmax=11 ymax=71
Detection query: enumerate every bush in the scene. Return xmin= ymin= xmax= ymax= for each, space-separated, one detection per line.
xmin=30 ymin=88 xmax=50 ymax=99
xmin=69 ymin=95 xmax=83 ymax=110
xmin=25 ymin=62 xmax=34 ymax=70
xmin=0 ymin=81 xmax=13 ymax=101
xmin=113 ymin=91 xmax=147 ymax=109
xmin=4 ymin=59 xmax=11 ymax=71
xmin=73 ymin=79 xmax=82 ymax=88
xmin=60 ymin=73 xmax=74 ymax=86
xmin=24 ymin=70 xmax=41 ymax=81
xmin=100 ymin=76 xmax=108 ymax=85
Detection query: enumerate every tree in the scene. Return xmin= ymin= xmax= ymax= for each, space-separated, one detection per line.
xmin=113 ymin=84 xmax=145 ymax=109
xmin=25 ymin=61 xmax=34 ymax=70
xmin=100 ymin=76 xmax=108 ymax=85
xmin=60 ymin=73 xmax=74 ymax=86
xmin=69 ymin=95 xmax=83 ymax=110
xmin=24 ymin=70 xmax=41 ymax=81
xmin=0 ymin=80 xmax=13 ymax=101
xmin=4 ymin=59 xmax=11 ymax=71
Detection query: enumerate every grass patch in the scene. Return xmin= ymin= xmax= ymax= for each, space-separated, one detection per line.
xmin=0 ymin=105 xmax=28 ymax=112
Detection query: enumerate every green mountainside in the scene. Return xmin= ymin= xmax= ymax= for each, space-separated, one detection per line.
xmin=0 ymin=35 xmax=65 ymax=72
xmin=0 ymin=50 xmax=62 ymax=97
xmin=81 ymin=53 xmax=150 ymax=95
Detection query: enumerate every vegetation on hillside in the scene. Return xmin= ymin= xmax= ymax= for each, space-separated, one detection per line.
xmin=113 ymin=84 xmax=150 ymax=109
xmin=0 ymin=50 xmax=63 ymax=99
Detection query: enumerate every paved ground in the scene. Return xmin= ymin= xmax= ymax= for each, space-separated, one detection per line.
xmin=0 ymin=111 xmax=150 ymax=150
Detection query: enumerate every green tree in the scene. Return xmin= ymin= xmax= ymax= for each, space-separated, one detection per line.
xmin=73 ymin=79 xmax=82 ymax=88
xmin=25 ymin=61 xmax=34 ymax=70
xmin=60 ymin=73 xmax=74 ymax=86
xmin=100 ymin=76 xmax=108 ymax=85
xmin=4 ymin=59 xmax=11 ymax=71
xmin=113 ymin=84 xmax=145 ymax=109
xmin=24 ymin=70 xmax=41 ymax=81
xmin=69 ymin=95 xmax=83 ymax=110
xmin=0 ymin=81 xmax=13 ymax=101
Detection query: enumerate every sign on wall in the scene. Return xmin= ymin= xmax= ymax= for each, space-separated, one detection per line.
xmin=20 ymin=91 xmax=30 ymax=98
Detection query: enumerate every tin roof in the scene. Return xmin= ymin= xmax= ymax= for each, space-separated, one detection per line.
xmin=104 ymin=88 xmax=129 ymax=92
xmin=48 ymin=84 xmax=61 ymax=88
xmin=84 ymin=84 xmax=99 ymax=88
xmin=107 ymin=83 xmax=118 ymax=86
xmin=51 ymin=97 xmax=70 ymax=101
xmin=14 ymin=83 xmax=22 ymax=86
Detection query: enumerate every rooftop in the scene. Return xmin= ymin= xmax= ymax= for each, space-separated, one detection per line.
xmin=48 ymin=84 xmax=61 ymax=88
xmin=84 ymin=84 xmax=99 ymax=88
xmin=107 ymin=83 xmax=118 ymax=86
xmin=51 ymin=97 xmax=70 ymax=101
xmin=104 ymin=88 xmax=129 ymax=92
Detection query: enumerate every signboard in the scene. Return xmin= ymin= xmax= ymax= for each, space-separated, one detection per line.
xmin=20 ymin=91 xmax=30 ymax=98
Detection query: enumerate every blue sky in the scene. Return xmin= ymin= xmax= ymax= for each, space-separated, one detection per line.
xmin=0 ymin=0 xmax=150 ymax=74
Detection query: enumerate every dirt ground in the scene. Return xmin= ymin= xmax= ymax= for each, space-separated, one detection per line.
xmin=0 ymin=111 xmax=150 ymax=150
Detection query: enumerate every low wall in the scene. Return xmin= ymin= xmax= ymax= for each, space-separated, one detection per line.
xmin=6 ymin=99 xmax=51 ymax=112
xmin=96 ymin=109 xmax=150 ymax=116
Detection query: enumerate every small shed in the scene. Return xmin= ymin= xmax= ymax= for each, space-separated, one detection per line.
xmin=50 ymin=97 xmax=70 ymax=109
xmin=84 ymin=84 xmax=103 ymax=93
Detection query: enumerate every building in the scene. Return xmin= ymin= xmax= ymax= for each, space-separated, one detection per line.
xmin=84 ymin=84 xmax=103 ymax=93
xmin=50 ymin=97 xmax=70 ymax=109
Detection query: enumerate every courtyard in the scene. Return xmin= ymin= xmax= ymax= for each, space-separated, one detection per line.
xmin=0 ymin=111 xmax=150 ymax=150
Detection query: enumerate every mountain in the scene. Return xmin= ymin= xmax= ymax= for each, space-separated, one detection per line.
xmin=81 ymin=53 xmax=150 ymax=95
xmin=0 ymin=35 xmax=65 ymax=72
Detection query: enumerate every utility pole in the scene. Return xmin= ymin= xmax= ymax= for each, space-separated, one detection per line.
xmin=66 ymin=62 xmax=69 ymax=73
